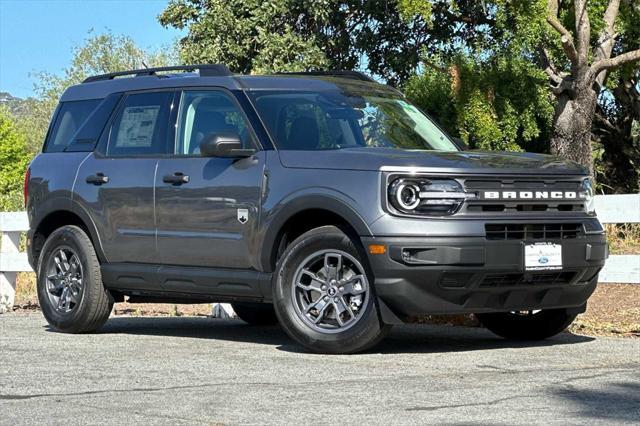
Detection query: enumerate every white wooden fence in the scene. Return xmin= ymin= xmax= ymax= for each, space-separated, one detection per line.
xmin=1 ymin=194 xmax=638 ymax=312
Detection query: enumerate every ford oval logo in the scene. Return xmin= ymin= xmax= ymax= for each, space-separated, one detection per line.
xmin=538 ymin=256 xmax=549 ymax=264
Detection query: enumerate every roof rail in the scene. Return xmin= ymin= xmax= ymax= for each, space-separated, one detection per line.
xmin=82 ymin=64 xmax=232 ymax=83
xmin=275 ymin=70 xmax=376 ymax=83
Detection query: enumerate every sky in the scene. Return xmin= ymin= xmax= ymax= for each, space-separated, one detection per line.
xmin=0 ymin=0 xmax=185 ymax=98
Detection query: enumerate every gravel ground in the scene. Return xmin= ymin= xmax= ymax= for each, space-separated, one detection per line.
xmin=1 ymin=313 xmax=639 ymax=425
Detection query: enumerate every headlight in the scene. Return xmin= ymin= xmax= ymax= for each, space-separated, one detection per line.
xmin=388 ymin=177 xmax=472 ymax=216
xmin=582 ymin=178 xmax=595 ymax=214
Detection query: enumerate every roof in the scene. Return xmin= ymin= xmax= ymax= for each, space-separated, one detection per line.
xmin=60 ymin=64 xmax=391 ymax=102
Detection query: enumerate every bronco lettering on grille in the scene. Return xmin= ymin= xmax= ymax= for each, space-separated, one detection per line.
xmin=482 ymin=191 xmax=585 ymax=200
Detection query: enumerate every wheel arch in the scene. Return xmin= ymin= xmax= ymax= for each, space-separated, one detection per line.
xmin=259 ymin=195 xmax=372 ymax=272
xmin=31 ymin=200 xmax=106 ymax=268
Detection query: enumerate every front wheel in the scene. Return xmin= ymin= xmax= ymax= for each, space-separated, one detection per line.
xmin=273 ymin=226 xmax=388 ymax=354
xmin=476 ymin=309 xmax=578 ymax=340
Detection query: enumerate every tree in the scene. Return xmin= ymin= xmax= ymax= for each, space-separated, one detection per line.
xmin=592 ymin=68 xmax=640 ymax=192
xmin=401 ymin=2 xmax=556 ymax=152
xmin=0 ymin=107 xmax=30 ymax=211
xmin=544 ymin=0 xmax=640 ymax=175
xmin=399 ymin=0 xmax=640 ymax=177
xmin=158 ymin=0 xmax=431 ymax=82
xmin=405 ymin=54 xmax=555 ymax=152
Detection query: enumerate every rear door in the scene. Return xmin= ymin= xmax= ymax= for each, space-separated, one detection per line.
xmin=75 ymin=90 xmax=176 ymax=264
xmin=154 ymin=89 xmax=264 ymax=269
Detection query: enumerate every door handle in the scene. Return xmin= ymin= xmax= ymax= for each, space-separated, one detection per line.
xmin=86 ymin=173 xmax=109 ymax=185
xmin=163 ymin=172 xmax=190 ymax=185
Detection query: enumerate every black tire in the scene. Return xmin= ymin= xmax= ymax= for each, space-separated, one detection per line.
xmin=476 ymin=309 xmax=578 ymax=340
xmin=37 ymin=225 xmax=113 ymax=333
xmin=231 ymin=302 xmax=278 ymax=325
xmin=273 ymin=225 xmax=389 ymax=354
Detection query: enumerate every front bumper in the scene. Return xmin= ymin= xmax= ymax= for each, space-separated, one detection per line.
xmin=363 ymin=233 xmax=607 ymax=317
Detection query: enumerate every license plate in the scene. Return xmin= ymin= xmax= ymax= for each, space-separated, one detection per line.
xmin=524 ymin=242 xmax=562 ymax=271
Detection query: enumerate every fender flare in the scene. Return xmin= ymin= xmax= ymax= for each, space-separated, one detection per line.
xmin=259 ymin=194 xmax=372 ymax=271
xmin=31 ymin=197 xmax=108 ymax=264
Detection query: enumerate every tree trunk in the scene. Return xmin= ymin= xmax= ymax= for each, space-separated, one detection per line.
xmin=550 ymin=86 xmax=598 ymax=176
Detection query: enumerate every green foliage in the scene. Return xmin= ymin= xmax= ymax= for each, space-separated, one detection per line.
xmin=405 ymin=54 xmax=553 ymax=152
xmin=159 ymin=0 xmax=428 ymax=83
xmin=159 ymin=0 xmax=328 ymax=73
xmin=0 ymin=108 xmax=30 ymax=211
xmin=8 ymin=97 xmax=55 ymax=155
xmin=397 ymin=0 xmax=432 ymax=21
xmin=403 ymin=65 xmax=456 ymax=132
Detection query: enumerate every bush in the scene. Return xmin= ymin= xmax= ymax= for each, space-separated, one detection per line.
xmin=0 ymin=108 xmax=31 ymax=211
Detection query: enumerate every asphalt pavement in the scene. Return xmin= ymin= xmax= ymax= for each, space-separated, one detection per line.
xmin=1 ymin=313 xmax=638 ymax=425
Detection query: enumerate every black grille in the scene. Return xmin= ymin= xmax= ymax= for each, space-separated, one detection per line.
xmin=485 ymin=223 xmax=582 ymax=240
xmin=462 ymin=177 xmax=586 ymax=215
xmin=480 ymin=272 xmax=575 ymax=288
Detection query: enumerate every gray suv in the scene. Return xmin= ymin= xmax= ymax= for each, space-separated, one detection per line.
xmin=26 ymin=65 xmax=607 ymax=353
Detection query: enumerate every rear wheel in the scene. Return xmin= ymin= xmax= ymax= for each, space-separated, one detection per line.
xmin=37 ymin=225 xmax=113 ymax=333
xmin=231 ymin=302 xmax=278 ymax=325
xmin=273 ymin=226 xmax=388 ymax=354
xmin=476 ymin=309 xmax=578 ymax=340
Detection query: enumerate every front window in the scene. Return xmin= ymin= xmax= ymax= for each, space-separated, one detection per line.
xmin=249 ymin=84 xmax=457 ymax=151
xmin=176 ymin=90 xmax=254 ymax=156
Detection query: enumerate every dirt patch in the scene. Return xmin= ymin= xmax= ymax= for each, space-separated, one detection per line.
xmin=569 ymin=283 xmax=640 ymax=337
xmin=113 ymin=302 xmax=212 ymax=317
xmin=12 ymin=273 xmax=638 ymax=338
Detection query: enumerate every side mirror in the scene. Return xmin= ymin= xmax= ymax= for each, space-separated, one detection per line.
xmin=199 ymin=133 xmax=255 ymax=158
xmin=452 ymin=137 xmax=469 ymax=151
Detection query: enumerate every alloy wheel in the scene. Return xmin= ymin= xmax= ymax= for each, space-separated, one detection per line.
xmin=45 ymin=246 xmax=84 ymax=314
xmin=291 ymin=249 xmax=370 ymax=333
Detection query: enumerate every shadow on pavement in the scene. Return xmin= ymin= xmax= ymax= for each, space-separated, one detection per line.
xmin=364 ymin=325 xmax=594 ymax=355
xmin=553 ymin=381 xmax=640 ymax=422
xmin=53 ymin=316 xmax=595 ymax=355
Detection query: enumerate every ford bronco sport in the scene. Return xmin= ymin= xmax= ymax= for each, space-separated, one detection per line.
xmin=26 ymin=64 xmax=607 ymax=353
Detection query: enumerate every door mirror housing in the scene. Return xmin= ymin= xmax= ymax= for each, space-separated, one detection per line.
xmin=199 ymin=133 xmax=255 ymax=158
xmin=451 ymin=137 xmax=469 ymax=151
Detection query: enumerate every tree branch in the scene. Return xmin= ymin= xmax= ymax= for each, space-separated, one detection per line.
xmin=574 ymin=0 xmax=590 ymax=65
xmin=591 ymin=49 xmax=640 ymax=75
xmin=593 ymin=0 xmax=622 ymax=87
xmin=601 ymin=0 xmax=621 ymax=45
xmin=422 ymin=60 xmax=448 ymax=74
xmin=538 ymin=46 xmax=562 ymax=83
xmin=550 ymin=77 xmax=575 ymax=96
xmin=594 ymin=109 xmax=621 ymax=135
xmin=547 ymin=0 xmax=579 ymax=65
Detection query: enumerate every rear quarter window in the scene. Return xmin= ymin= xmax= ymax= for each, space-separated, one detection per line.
xmin=44 ymin=99 xmax=101 ymax=152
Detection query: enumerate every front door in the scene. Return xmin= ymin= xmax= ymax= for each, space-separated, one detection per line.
xmin=155 ymin=89 xmax=264 ymax=269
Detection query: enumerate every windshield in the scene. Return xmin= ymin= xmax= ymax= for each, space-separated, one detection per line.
xmin=248 ymin=85 xmax=458 ymax=151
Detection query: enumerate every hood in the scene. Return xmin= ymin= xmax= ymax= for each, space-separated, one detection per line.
xmin=277 ymin=147 xmax=588 ymax=175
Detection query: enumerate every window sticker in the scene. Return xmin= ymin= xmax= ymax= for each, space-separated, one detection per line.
xmin=115 ymin=105 xmax=160 ymax=147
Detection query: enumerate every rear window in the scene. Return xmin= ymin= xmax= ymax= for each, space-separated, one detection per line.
xmin=45 ymin=99 xmax=101 ymax=152
xmin=106 ymin=91 xmax=173 ymax=156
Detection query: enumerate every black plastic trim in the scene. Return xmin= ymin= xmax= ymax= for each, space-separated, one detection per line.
xmin=101 ymin=262 xmax=271 ymax=300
